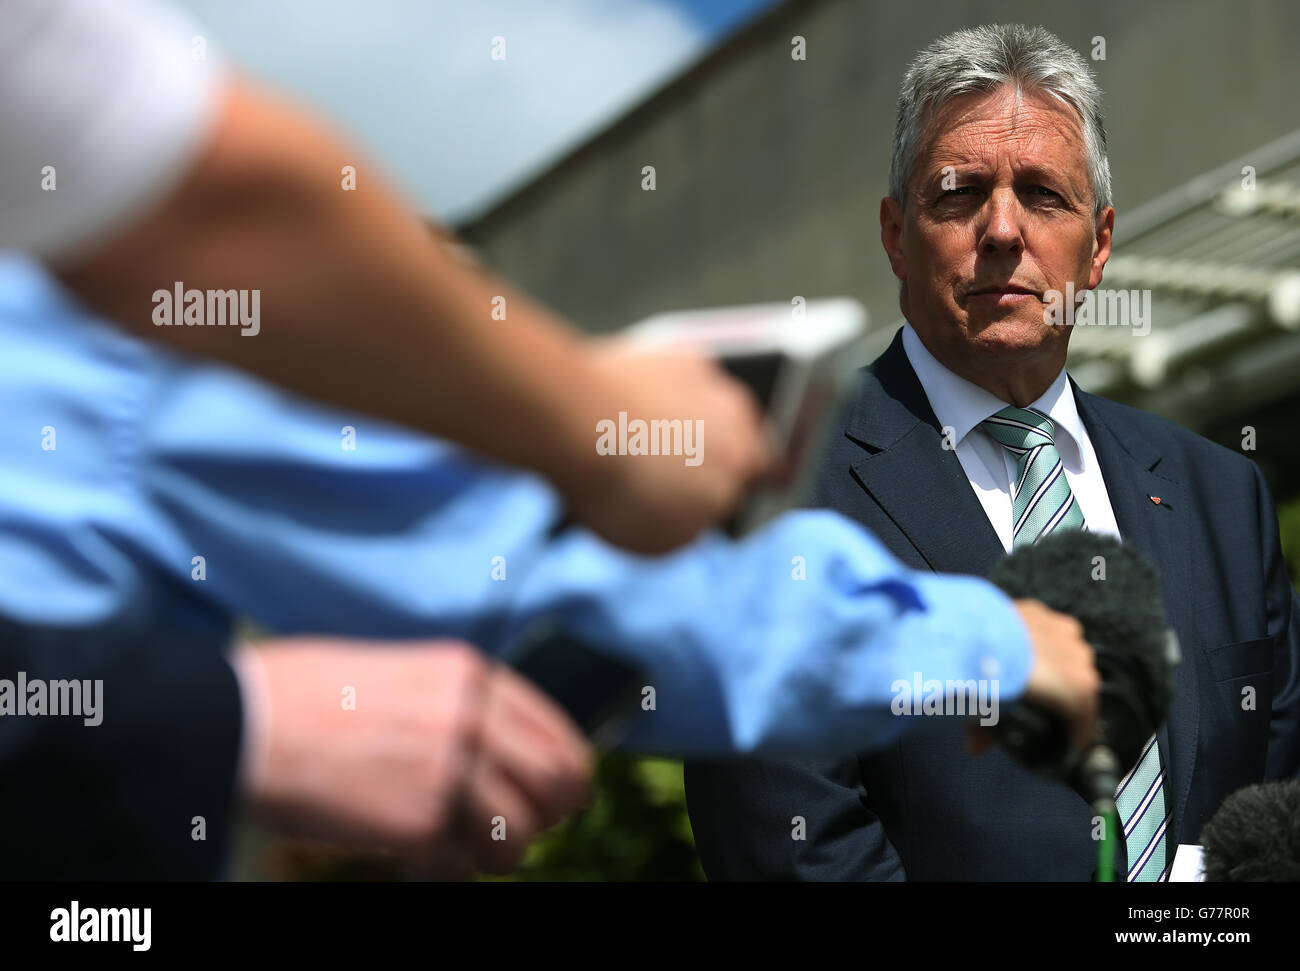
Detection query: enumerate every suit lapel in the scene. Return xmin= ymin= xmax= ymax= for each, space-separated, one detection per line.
xmin=1073 ymin=384 xmax=1198 ymax=844
xmin=845 ymin=330 xmax=1005 ymax=576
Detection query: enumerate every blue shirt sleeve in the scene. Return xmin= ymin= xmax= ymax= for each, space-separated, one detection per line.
xmin=138 ymin=359 xmax=1032 ymax=757
xmin=490 ymin=509 xmax=1032 ymax=756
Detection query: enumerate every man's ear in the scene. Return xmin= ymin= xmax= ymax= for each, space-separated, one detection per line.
xmin=1088 ymin=205 xmax=1114 ymax=290
xmin=880 ymin=197 xmax=908 ymax=281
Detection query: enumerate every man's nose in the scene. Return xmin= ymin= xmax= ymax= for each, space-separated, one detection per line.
xmin=977 ymin=189 xmax=1025 ymax=256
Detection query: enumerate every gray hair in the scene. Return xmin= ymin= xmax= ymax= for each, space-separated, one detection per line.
xmin=888 ymin=24 xmax=1112 ymax=214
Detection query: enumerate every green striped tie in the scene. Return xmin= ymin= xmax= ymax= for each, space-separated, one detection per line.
xmin=980 ymin=406 xmax=1168 ymax=881
xmin=1113 ymin=735 xmax=1170 ymax=881
xmin=978 ymin=406 xmax=1085 ymax=547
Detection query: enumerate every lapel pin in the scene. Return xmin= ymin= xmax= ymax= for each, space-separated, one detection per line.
xmin=1148 ymin=495 xmax=1172 ymax=510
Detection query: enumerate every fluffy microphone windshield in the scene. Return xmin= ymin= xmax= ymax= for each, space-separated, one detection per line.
xmin=989 ymin=530 xmax=1174 ymax=777
xmin=1200 ymin=780 xmax=1300 ymax=881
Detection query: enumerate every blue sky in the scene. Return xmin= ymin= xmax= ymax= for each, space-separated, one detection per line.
xmin=174 ymin=0 xmax=780 ymax=223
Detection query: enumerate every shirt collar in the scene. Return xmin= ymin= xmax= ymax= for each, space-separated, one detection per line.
xmin=900 ymin=321 xmax=1086 ymax=469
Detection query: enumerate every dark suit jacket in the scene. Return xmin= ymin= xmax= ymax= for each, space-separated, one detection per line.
xmin=685 ymin=328 xmax=1300 ymax=881
xmin=0 ymin=617 xmax=242 ymax=879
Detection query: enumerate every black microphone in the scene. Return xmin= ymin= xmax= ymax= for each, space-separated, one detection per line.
xmin=988 ymin=530 xmax=1180 ymax=812
xmin=1199 ymin=780 xmax=1300 ymax=881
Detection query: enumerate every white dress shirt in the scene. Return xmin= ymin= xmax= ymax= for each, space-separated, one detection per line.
xmin=901 ymin=322 xmax=1121 ymax=551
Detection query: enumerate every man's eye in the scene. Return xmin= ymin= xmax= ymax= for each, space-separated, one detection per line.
xmin=941 ymin=187 xmax=976 ymax=197
xmin=1029 ymin=185 xmax=1060 ymax=198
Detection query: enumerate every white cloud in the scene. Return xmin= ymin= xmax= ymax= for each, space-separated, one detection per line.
xmin=174 ymin=0 xmax=708 ymax=221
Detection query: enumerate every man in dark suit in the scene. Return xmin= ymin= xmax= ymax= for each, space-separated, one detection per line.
xmin=684 ymin=23 xmax=1300 ymax=881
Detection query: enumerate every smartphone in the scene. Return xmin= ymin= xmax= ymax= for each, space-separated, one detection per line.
xmin=625 ymin=298 xmax=870 ymax=533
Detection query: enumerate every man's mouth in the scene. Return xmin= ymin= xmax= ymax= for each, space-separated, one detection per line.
xmin=967 ymin=284 xmax=1040 ymax=298
xmin=965 ymin=284 xmax=1041 ymax=306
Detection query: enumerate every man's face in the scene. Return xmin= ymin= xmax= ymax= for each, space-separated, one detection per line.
xmin=881 ymin=85 xmax=1113 ymax=389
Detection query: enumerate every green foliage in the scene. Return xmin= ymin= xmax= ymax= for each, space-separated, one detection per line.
xmin=1278 ymin=493 xmax=1300 ymax=587
xmin=492 ymin=754 xmax=703 ymax=881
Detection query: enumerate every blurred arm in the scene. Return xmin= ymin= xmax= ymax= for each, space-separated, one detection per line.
xmin=54 ymin=78 xmax=624 ymax=510
xmin=1 ymin=0 xmax=768 ymax=554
